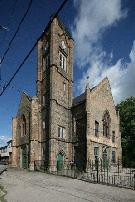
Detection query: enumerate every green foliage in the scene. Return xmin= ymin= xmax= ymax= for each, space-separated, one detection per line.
xmin=117 ymin=96 xmax=135 ymax=167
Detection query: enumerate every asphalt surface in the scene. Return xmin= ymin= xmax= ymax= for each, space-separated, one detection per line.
xmin=0 ymin=169 xmax=135 ymax=202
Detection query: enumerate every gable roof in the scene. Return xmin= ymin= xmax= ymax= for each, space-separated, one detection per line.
xmin=17 ymin=92 xmax=32 ymax=115
xmin=72 ymin=77 xmax=116 ymax=109
xmin=73 ymin=92 xmax=86 ymax=106
xmin=90 ymin=77 xmax=116 ymax=108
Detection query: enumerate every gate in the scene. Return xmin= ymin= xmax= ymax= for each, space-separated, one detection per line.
xmin=81 ymin=160 xmax=135 ymax=190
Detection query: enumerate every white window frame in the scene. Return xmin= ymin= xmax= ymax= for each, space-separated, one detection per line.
xmin=63 ymin=82 xmax=66 ymax=92
xmin=59 ymin=52 xmax=67 ymax=71
xmin=58 ymin=126 xmax=65 ymax=138
xmin=43 ymin=120 xmax=45 ymax=129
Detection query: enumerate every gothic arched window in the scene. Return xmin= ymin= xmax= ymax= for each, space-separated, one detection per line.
xmin=103 ymin=111 xmax=111 ymax=138
xmin=21 ymin=115 xmax=26 ymax=137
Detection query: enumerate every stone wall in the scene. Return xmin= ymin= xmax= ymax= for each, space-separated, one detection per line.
xmin=86 ymin=78 xmax=122 ymax=163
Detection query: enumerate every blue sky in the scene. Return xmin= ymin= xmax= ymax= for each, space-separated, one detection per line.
xmin=0 ymin=0 xmax=135 ymax=146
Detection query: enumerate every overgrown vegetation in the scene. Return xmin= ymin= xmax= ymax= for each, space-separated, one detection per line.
xmin=117 ymin=96 xmax=135 ymax=167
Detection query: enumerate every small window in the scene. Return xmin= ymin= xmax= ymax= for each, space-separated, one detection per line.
xmin=44 ymin=41 xmax=49 ymax=52
xmin=63 ymin=83 xmax=66 ymax=92
xmin=58 ymin=126 xmax=65 ymax=138
xmin=112 ymin=151 xmax=116 ymax=163
xmin=43 ymin=121 xmax=45 ymax=129
xmin=43 ymin=95 xmax=45 ymax=106
xmin=43 ymin=54 xmax=50 ymax=71
xmin=95 ymin=121 xmax=99 ymax=137
xmin=59 ymin=52 xmax=67 ymax=71
xmin=112 ymin=131 xmax=115 ymax=143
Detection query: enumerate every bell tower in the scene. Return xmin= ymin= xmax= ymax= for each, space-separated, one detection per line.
xmin=37 ymin=16 xmax=74 ymax=170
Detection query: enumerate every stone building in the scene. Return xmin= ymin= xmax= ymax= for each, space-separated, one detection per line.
xmin=12 ymin=16 xmax=122 ymax=171
xmin=0 ymin=140 xmax=12 ymax=164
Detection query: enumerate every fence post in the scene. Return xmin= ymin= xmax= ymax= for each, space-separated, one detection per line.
xmin=95 ymin=158 xmax=99 ymax=183
xmin=133 ymin=174 xmax=135 ymax=190
xmin=118 ymin=160 xmax=119 ymax=176
xmin=130 ymin=168 xmax=132 ymax=187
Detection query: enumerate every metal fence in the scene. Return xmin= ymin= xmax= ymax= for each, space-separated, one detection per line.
xmin=81 ymin=160 xmax=135 ymax=190
xmin=34 ymin=159 xmax=135 ymax=189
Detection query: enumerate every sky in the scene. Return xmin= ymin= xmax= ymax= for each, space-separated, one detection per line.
xmin=0 ymin=0 xmax=135 ymax=146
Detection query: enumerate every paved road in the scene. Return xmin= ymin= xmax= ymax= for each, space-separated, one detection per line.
xmin=0 ymin=169 xmax=135 ymax=202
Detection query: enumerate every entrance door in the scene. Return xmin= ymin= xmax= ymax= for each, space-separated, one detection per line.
xmin=22 ymin=146 xmax=27 ymax=169
xmin=57 ymin=153 xmax=63 ymax=171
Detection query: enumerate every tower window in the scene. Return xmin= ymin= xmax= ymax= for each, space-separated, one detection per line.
xmin=95 ymin=121 xmax=99 ymax=137
xmin=59 ymin=52 xmax=67 ymax=71
xmin=44 ymin=42 xmax=49 ymax=52
xmin=63 ymin=83 xmax=66 ymax=92
xmin=43 ymin=121 xmax=45 ymax=129
xmin=58 ymin=126 xmax=65 ymax=138
xmin=43 ymin=54 xmax=50 ymax=71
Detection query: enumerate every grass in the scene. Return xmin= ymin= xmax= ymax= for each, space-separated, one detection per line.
xmin=0 ymin=185 xmax=7 ymax=202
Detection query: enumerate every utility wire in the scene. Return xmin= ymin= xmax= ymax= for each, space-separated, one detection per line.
xmin=0 ymin=0 xmax=69 ymax=97
xmin=0 ymin=0 xmax=33 ymax=73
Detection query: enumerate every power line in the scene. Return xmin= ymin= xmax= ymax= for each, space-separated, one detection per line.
xmin=0 ymin=0 xmax=69 ymax=97
xmin=0 ymin=0 xmax=33 ymax=79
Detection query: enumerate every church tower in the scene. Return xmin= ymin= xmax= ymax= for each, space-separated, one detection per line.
xmin=37 ymin=16 xmax=74 ymax=171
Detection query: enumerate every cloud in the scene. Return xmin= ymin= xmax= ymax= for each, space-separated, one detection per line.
xmin=0 ymin=135 xmax=10 ymax=146
xmin=76 ymin=41 xmax=135 ymax=104
xmin=72 ymin=0 xmax=135 ymax=104
xmin=72 ymin=0 xmax=127 ymax=67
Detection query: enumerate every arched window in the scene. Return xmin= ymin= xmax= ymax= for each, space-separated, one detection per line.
xmin=103 ymin=111 xmax=111 ymax=138
xmin=21 ymin=115 xmax=26 ymax=137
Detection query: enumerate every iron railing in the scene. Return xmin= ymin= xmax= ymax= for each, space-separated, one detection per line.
xmin=81 ymin=159 xmax=135 ymax=190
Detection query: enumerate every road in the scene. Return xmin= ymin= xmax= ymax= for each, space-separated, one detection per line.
xmin=0 ymin=169 xmax=135 ymax=202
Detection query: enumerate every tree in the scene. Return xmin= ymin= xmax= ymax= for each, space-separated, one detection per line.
xmin=117 ymin=96 xmax=135 ymax=167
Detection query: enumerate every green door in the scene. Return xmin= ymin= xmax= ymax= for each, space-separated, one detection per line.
xmin=22 ymin=146 xmax=27 ymax=169
xmin=57 ymin=153 xmax=63 ymax=171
